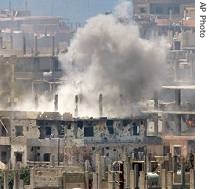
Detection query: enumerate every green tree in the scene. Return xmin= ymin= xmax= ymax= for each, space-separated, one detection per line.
xmin=19 ymin=166 xmax=30 ymax=185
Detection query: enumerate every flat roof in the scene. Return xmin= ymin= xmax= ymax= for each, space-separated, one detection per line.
xmin=162 ymin=85 xmax=195 ymax=90
xmin=142 ymin=110 xmax=195 ymax=114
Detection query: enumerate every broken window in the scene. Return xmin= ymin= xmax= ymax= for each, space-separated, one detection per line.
xmin=0 ymin=125 xmax=7 ymax=136
xmin=0 ymin=118 xmax=9 ymax=136
xmin=133 ymin=122 xmax=139 ymax=136
xmin=15 ymin=152 xmax=23 ymax=162
xmin=43 ymin=153 xmax=51 ymax=161
xmin=163 ymin=145 xmax=170 ymax=156
xmin=123 ymin=119 xmax=130 ymax=126
xmin=58 ymin=125 xmax=65 ymax=136
xmin=15 ymin=126 xmax=23 ymax=136
xmin=45 ymin=127 xmax=51 ymax=136
xmin=174 ymin=146 xmax=181 ymax=156
xmin=1 ymin=151 xmax=7 ymax=162
xmin=84 ymin=126 xmax=94 ymax=137
xmin=67 ymin=123 xmax=71 ymax=130
xmin=77 ymin=121 xmax=83 ymax=128
xmin=106 ymin=120 xmax=114 ymax=134
xmin=59 ymin=153 xmax=64 ymax=162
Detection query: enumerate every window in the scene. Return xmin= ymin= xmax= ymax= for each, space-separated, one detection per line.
xmin=147 ymin=121 xmax=155 ymax=136
xmin=15 ymin=152 xmax=23 ymax=162
xmin=1 ymin=125 xmax=7 ymax=136
xmin=45 ymin=127 xmax=51 ymax=136
xmin=133 ymin=123 xmax=139 ymax=136
xmin=58 ymin=125 xmax=65 ymax=136
xmin=67 ymin=124 xmax=71 ymax=130
xmin=15 ymin=126 xmax=23 ymax=136
xmin=174 ymin=146 xmax=181 ymax=156
xmin=140 ymin=7 xmax=147 ymax=13
xmin=84 ymin=126 xmax=94 ymax=137
xmin=1 ymin=151 xmax=7 ymax=162
xmin=77 ymin=121 xmax=83 ymax=128
xmin=43 ymin=153 xmax=51 ymax=161
xmin=163 ymin=145 xmax=170 ymax=156
xmin=107 ymin=120 xmax=114 ymax=134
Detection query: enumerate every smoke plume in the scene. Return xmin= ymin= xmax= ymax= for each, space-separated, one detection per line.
xmin=1 ymin=1 xmax=168 ymax=117
xmin=58 ymin=13 xmax=167 ymax=117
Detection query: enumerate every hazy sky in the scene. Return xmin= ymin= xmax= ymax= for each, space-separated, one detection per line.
xmin=0 ymin=0 xmax=125 ymax=24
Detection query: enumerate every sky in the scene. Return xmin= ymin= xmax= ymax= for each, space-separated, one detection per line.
xmin=0 ymin=0 xmax=127 ymax=24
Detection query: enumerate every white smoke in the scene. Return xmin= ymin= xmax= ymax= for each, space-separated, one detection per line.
xmin=2 ymin=1 xmax=168 ymax=117
xmin=57 ymin=13 xmax=167 ymax=117
xmin=114 ymin=0 xmax=133 ymax=21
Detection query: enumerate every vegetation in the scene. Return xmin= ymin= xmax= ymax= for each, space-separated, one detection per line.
xmin=0 ymin=166 xmax=30 ymax=187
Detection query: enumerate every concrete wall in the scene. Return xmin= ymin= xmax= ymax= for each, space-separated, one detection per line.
xmin=11 ymin=119 xmax=39 ymax=139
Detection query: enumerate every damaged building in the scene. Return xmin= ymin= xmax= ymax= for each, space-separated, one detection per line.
xmin=0 ymin=1 xmax=195 ymax=189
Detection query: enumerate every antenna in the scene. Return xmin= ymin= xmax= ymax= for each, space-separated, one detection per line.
xmin=9 ymin=0 xmax=12 ymax=16
xmin=25 ymin=0 xmax=28 ymax=11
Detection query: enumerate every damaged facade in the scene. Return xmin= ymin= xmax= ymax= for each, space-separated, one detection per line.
xmin=0 ymin=1 xmax=195 ymax=189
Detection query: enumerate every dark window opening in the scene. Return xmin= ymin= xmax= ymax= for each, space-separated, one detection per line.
xmin=67 ymin=124 xmax=71 ymax=130
xmin=1 ymin=151 xmax=7 ymax=162
xmin=174 ymin=146 xmax=181 ymax=156
xmin=107 ymin=125 xmax=114 ymax=134
xmin=15 ymin=126 xmax=23 ymax=136
xmin=140 ymin=7 xmax=147 ymax=13
xmin=133 ymin=123 xmax=139 ymax=136
xmin=106 ymin=147 xmax=109 ymax=150
xmin=101 ymin=148 xmax=105 ymax=156
xmin=45 ymin=127 xmax=51 ymax=136
xmin=84 ymin=126 xmax=94 ymax=137
xmin=58 ymin=125 xmax=65 ymax=136
xmin=151 ymin=161 xmax=158 ymax=172
xmin=132 ymin=162 xmax=143 ymax=172
xmin=53 ymin=57 xmax=59 ymax=71
xmin=106 ymin=120 xmax=113 ymax=126
xmin=163 ymin=145 xmax=170 ymax=156
xmin=77 ymin=121 xmax=83 ymax=128
xmin=15 ymin=152 xmax=22 ymax=162
xmin=43 ymin=153 xmax=51 ymax=161
xmin=59 ymin=153 xmax=64 ymax=162
xmin=107 ymin=120 xmax=114 ymax=134
xmin=123 ymin=119 xmax=130 ymax=126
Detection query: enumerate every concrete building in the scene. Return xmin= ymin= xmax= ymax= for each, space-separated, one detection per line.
xmin=0 ymin=2 xmax=195 ymax=189
xmin=133 ymin=0 xmax=195 ymax=46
